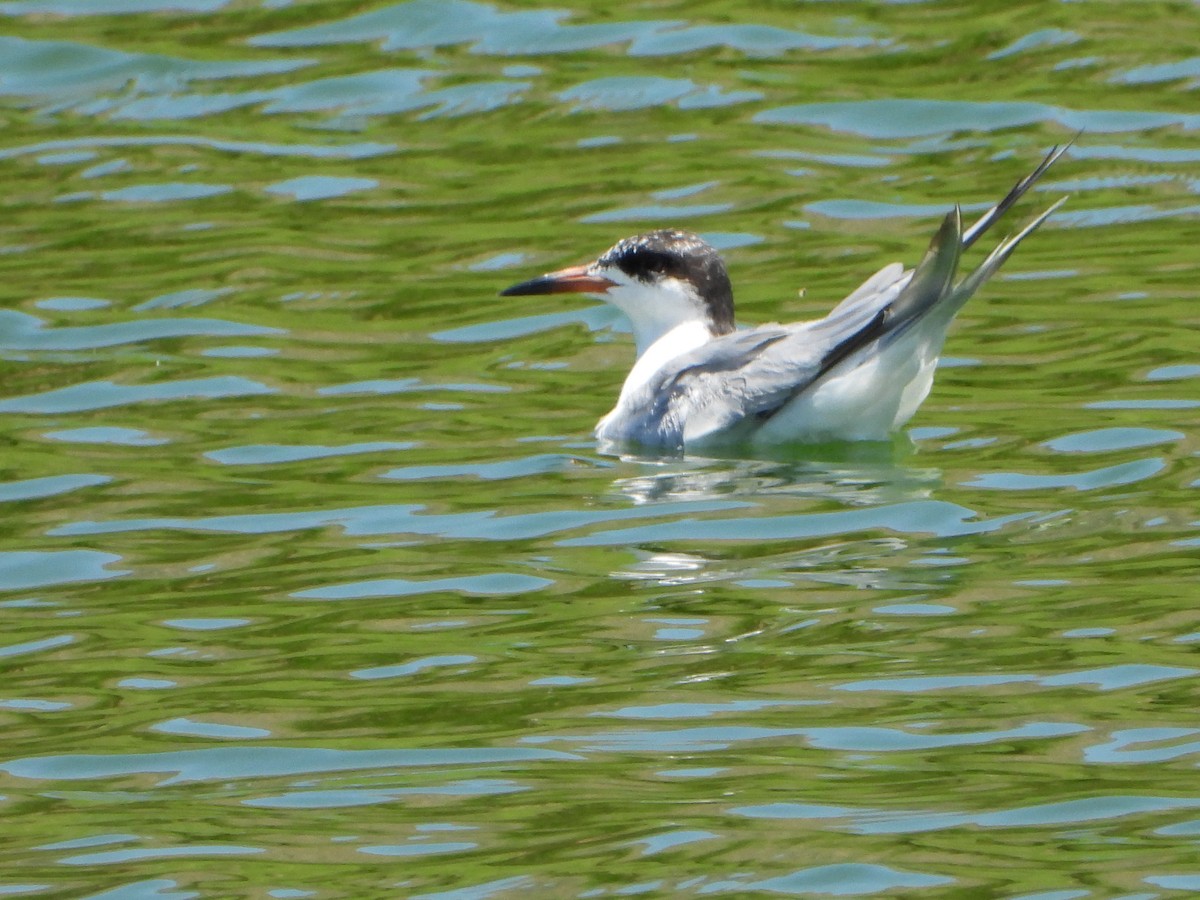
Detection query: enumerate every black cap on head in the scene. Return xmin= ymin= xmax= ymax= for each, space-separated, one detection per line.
xmin=598 ymin=230 xmax=735 ymax=334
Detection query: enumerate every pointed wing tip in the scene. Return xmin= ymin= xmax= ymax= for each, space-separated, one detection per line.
xmin=1035 ymin=195 xmax=1070 ymax=226
xmin=1040 ymin=133 xmax=1080 ymax=177
xmin=936 ymin=205 xmax=964 ymax=250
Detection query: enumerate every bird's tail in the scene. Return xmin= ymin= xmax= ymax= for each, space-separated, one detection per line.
xmin=961 ymin=138 xmax=1075 ymax=251
xmin=813 ymin=141 xmax=1072 ymax=381
xmin=886 ymin=140 xmax=1072 ymax=330
xmin=948 ymin=195 xmax=1068 ymax=310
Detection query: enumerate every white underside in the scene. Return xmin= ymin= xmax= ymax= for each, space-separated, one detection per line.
xmin=743 ymin=324 xmax=944 ymax=446
xmin=621 ymin=321 xmax=713 ymax=399
xmin=597 ymin=314 xmax=951 ymax=448
xmin=595 ymin=320 xmax=713 ymax=438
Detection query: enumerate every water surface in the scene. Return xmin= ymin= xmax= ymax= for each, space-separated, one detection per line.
xmin=1 ymin=1 xmax=1198 ymax=897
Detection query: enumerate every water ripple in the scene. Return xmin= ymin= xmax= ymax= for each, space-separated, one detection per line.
xmin=246 ymin=779 xmax=524 ymax=809
xmin=206 ymin=441 xmax=415 ymax=466
xmin=0 ymin=376 xmax=274 ymax=414
xmin=60 ymin=845 xmax=263 ymax=866
xmin=1042 ymin=427 xmax=1184 ymax=453
xmin=1 ymin=745 xmax=579 ymax=785
xmin=836 ymin=664 xmax=1196 ymax=694
xmin=0 ymin=474 xmax=110 ymax=502
xmin=380 ymin=454 xmax=599 ymax=482
xmin=0 ymin=135 xmax=396 ymax=161
xmin=51 ymin=497 xmax=749 ymax=541
xmin=251 ymin=1 xmax=875 ymax=58
xmin=0 ymin=35 xmax=310 ymax=107
xmin=1 ymin=0 xmax=229 ymax=13
xmin=755 ymin=99 xmax=1200 ymax=137
xmin=1 ymin=3 xmax=1196 ymax=895
xmin=704 ymin=864 xmax=953 ymax=895
xmin=734 ymin=795 xmax=1200 ymax=835
xmin=0 ymin=309 xmax=280 ymax=351
xmin=45 ymin=426 xmax=169 ymax=446
xmin=560 ymin=77 xmax=756 ymax=112
xmin=1085 ymin=728 xmax=1200 ymax=764
xmin=964 ymin=458 xmax=1165 ymax=492
xmin=987 ymin=28 xmax=1080 ymax=61
xmin=294 ymin=574 xmax=551 ymax=601
xmin=558 ymin=500 xmax=1037 ymax=546
xmin=524 ymin=721 xmax=1087 ymax=754
xmin=351 ymin=655 xmax=478 ymax=681
xmin=0 ymin=550 xmax=126 ymax=592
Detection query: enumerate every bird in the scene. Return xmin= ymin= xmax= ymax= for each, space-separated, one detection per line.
xmin=500 ymin=144 xmax=1070 ymax=452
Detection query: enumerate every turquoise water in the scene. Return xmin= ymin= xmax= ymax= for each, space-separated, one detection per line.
xmin=1 ymin=1 xmax=1198 ymax=897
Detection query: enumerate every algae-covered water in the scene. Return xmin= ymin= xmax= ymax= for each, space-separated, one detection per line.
xmin=1 ymin=1 xmax=1198 ymax=897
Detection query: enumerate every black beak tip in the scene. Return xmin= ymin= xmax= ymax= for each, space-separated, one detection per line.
xmin=498 ymin=268 xmax=614 ymax=297
xmin=499 ymin=277 xmax=547 ymax=297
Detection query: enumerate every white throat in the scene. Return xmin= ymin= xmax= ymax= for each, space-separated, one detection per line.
xmin=601 ymin=275 xmax=714 ymax=358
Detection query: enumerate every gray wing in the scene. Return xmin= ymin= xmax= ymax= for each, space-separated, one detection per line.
xmin=627 ymin=143 xmax=1072 ymax=445
xmin=608 ymin=325 xmax=800 ymax=446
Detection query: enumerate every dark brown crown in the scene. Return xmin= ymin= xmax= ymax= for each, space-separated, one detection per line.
xmin=598 ymin=230 xmax=735 ymax=334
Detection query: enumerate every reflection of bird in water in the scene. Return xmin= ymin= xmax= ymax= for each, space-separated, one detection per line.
xmin=608 ymin=454 xmax=943 ymax=508
xmin=598 ymin=455 xmax=953 ymax=594
xmin=502 ymin=145 xmax=1069 ymax=452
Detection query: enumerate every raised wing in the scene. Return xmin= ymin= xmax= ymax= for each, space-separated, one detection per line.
xmin=597 ymin=325 xmax=797 ymax=446
xmin=654 ymin=209 xmax=967 ymax=443
xmin=604 ymin=141 xmax=1071 ymax=448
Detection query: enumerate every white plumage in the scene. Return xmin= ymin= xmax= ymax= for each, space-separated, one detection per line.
xmin=502 ymin=145 xmax=1070 ymax=452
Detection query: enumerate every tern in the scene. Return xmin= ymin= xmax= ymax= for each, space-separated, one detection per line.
xmin=501 ymin=145 xmax=1069 ymax=451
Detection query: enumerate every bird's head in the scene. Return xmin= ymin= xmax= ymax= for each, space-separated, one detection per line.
xmin=501 ymin=229 xmax=734 ymax=356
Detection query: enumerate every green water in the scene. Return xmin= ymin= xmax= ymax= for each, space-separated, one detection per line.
xmin=1 ymin=1 xmax=1198 ymax=897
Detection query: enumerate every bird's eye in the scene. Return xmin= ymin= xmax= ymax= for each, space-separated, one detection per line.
xmin=613 ymin=245 xmax=675 ymax=282
xmin=639 ymin=251 xmax=669 ymax=275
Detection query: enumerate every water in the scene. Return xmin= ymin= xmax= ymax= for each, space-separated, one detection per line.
xmin=1 ymin=1 xmax=1198 ymax=897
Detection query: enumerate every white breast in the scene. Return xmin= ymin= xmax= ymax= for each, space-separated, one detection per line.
xmin=596 ymin=320 xmax=714 ymax=442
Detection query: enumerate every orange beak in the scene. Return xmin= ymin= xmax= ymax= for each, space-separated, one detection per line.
xmin=500 ymin=264 xmax=616 ymax=296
